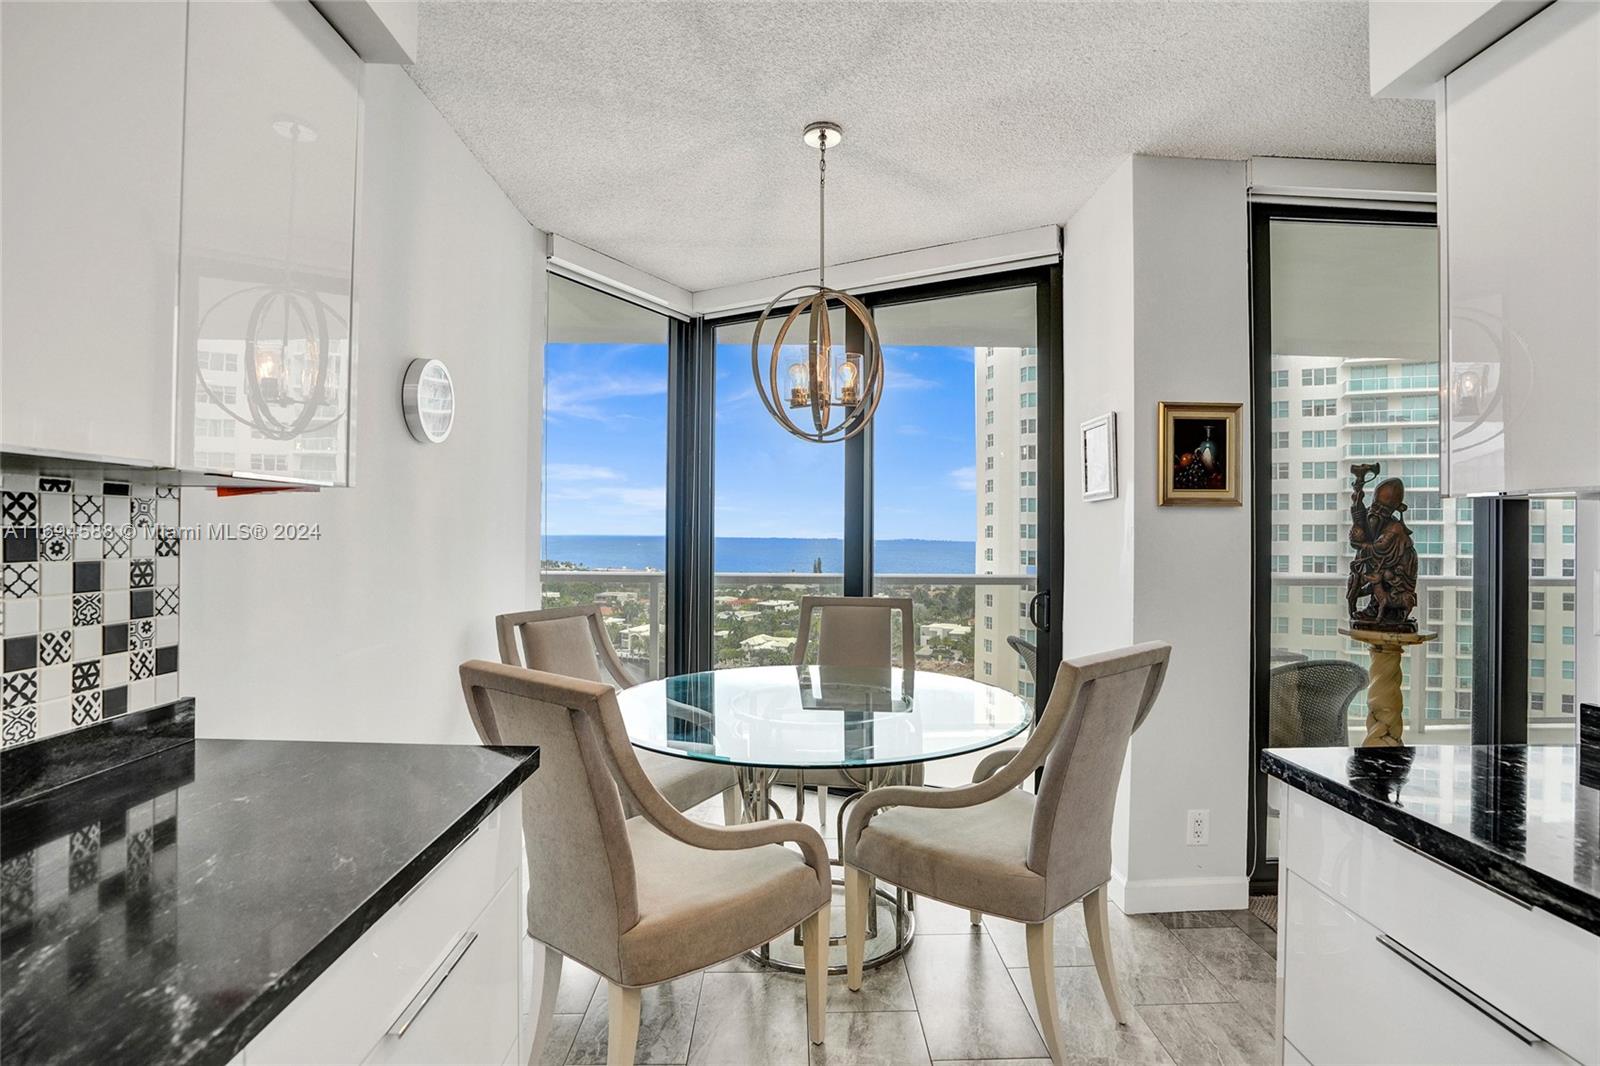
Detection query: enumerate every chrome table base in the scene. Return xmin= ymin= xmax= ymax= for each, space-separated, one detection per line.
xmin=734 ymin=764 xmax=916 ymax=975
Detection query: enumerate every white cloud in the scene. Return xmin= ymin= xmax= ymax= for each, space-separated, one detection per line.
xmin=546 ymin=462 xmax=623 ymax=482
xmin=546 ymin=371 xmax=668 ymax=420
xmin=949 ymin=465 xmax=976 ymax=492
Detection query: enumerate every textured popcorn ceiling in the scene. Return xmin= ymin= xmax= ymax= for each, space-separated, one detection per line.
xmin=408 ymin=1 xmax=1434 ymax=291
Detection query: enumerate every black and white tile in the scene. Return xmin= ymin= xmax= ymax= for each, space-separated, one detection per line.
xmin=3 ymin=471 xmax=180 ymax=749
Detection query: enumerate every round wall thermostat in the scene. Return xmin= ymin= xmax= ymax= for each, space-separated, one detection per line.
xmin=401 ymin=358 xmax=455 ymax=443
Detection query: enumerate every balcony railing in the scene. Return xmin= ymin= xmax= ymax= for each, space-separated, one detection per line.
xmin=1343 ymin=410 xmax=1439 ymax=427
xmin=539 ymin=569 xmax=1036 ymax=693
xmin=1343 ymin=441 xmax=1441 ymax=459
xmin=1344 ymin=374 xmax=1440 ymax=394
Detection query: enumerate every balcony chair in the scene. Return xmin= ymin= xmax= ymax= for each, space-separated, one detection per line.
xmin=1268 ymin=658 xmax=1367 ymax=747
xmin=495 ymin=605 xmax=739 ymax=823
xmin=783 ymin=595 xmax=920 ymax=828
xmin=841 ymin=642 xmax=1172 ymax=1066
xmin=460 ymin=661 xmax=832 ymax=1066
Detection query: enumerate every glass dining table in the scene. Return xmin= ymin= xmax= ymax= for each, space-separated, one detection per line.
xmin=615 ymin=664 xmax=1032 ymax=974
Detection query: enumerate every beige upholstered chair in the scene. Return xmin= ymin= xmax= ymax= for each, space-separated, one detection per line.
xmin=460 ymin=661 xmax=833 ymax=1066
xmin=496 ymin=605 xmax=740 ymax=823
xmin=784 ymin=596 xmax=921 ymax=821
xmin=841 ymin=642 xmax=1171 ymax=1065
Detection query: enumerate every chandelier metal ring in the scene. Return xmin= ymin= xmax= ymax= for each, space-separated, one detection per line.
xmin=750 ymin=284 xmax=884 ymax=443
xmin=749 ymin=121 xmax=886 ymax=444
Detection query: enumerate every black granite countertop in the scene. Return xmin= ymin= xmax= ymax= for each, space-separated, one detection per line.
xmin=1262 ymin=744 xmax=1599 ymax=937
xmin=1 ymin=735 xmax=538 ymax=1066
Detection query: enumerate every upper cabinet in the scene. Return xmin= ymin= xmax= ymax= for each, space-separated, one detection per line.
xmin=175 ymin=1 xmax=361 ymax=486
xmin=1 ymin=2 xmax=187 ymax=467
xmin=1440 ymin=0 xmax=1600 ymax=496
xmin=1 ymin=1 xmax=360 ymax=487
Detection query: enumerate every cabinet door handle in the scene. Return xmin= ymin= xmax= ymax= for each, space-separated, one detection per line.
xmin=1374 ymin=934 xmax=1543 ymax=1046
xmin=388 ymin=930 xmax=478 ymax=1039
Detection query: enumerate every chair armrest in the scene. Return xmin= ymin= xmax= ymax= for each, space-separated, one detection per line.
xmin=971 ymin=746 xmax=1028 ymax=784
xmin=595 ymin=707 xmax=831 ymax=884
xmin=842 ymin=769 xmax=1021 ymax=856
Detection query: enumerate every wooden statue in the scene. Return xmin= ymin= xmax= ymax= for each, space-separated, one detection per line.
xmin=1346 ymin=464 xmax=1418 ymax=633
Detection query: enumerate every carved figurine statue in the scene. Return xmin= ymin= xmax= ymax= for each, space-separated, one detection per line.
xmin=1346 ymin=464 xmax=1418 ymax=633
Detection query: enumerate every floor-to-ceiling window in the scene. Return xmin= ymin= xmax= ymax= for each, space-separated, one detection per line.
xmin=869 ymin=286 xmax=1042 ymax=701
xmin=710 ymin=310 xmax=845 ymax=667
xmin=540 ymin=274 xmax=672 ymax=679
xmin=702 ymin=270 xmax=1062 ymax=701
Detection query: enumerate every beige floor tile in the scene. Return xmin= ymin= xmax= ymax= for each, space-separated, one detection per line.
xmin=1139 ymin=1002 xmax=1275 ymax=1066
xmin=903 ymin=933 xmax=1050 ymax=1061
xmin=688 ymin=970 xmax=813 ymax=1066
xmin=1006 ymin=966 xmax=1175 ymax=1065
xmin=986 ymin=908 xmax=1226 ymax=1007
xmin=1170 ymin=929 xmax=1277 ymax=1031
xmin=1155 ymin=911 xmax=1242 ymax=930
xmin=536 ymin=1013 xmax=582 ymax=1066
xmin=568 ymin=973 xmax=703 ymax=1065
xmin=809 ymin=1011 xmax=932 ymax=1066
xmin=828 ymin=957 xmax=918 ymax=1013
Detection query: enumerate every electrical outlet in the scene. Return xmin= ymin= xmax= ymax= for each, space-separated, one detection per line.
xmin=1187 ymin=809 xmax=1209 ymax=847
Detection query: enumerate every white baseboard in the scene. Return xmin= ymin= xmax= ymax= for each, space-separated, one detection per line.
xmin=1109 ymin=870 xmax=1251 ymax=914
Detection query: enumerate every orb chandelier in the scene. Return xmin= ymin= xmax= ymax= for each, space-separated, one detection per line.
xmin=750 ymin=121 xmax=884 ymax=443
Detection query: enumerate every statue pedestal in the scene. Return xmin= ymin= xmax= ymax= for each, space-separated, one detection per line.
xmin=1339 ymin=627 xmax=1439 ymax=747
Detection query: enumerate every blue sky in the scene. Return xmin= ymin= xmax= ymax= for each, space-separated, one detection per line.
xmin=543 ymin=341 xmax=978 ymax=541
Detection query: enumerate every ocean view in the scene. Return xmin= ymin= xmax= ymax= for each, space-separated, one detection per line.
xmin=543 ymin=535 xmax=978 ymax=574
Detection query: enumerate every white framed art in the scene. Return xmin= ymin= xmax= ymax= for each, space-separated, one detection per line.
xmin=1081 ymin=412 xmax=1118 ymax=501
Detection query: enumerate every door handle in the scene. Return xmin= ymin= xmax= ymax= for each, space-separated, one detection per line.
xmin=388 ymin=930 xmax=478 ymax=1039
xmin=1027 ymin=590 xmax=1051 ymax=632
xmin=1374 ymin=934 xmax=1542 ymax=1046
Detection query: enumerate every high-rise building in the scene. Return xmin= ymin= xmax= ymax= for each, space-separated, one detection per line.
xmin=974 ymin=345 xmax=1040 ymax=699
xmin=1268 ymin=354 xmax=1577 ymax=739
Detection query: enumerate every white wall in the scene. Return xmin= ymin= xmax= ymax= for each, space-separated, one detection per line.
xmin=183 ymin=67 xmax=543 ymax=743
xmin=1062 ymin=156 xmax=1252 ymax=912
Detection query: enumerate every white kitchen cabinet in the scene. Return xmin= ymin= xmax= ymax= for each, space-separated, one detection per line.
xmin=175 ymin=0 xmax=360 ymax=486
xmin=1278 ymin=788 xmax=1600 ymax=1066
xmin=0 ymin=1 xmax=187 ymax=466
xmin=1441 ymin=0 xmax=1600 ymax=496
xmin=244 ymin=799 xmax=523 ymax=1065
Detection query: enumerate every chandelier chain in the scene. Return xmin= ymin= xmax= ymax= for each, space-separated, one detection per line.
xmin=818 ymin=138 xmax=827 ymax=289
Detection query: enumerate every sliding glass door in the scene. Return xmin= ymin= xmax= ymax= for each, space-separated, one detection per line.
xmin=869 ymin=285 xmax=1045 ymax=702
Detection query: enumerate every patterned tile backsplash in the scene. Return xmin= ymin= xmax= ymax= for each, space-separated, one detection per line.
xmin=2 ymin=471 xmax=180 ymax=748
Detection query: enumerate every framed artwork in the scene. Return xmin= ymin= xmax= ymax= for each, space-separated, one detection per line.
xmin=1081 ymin=412 xmax=1118 ymax=501
xmin=1157 ymin=401 xmax=1242 ymax=506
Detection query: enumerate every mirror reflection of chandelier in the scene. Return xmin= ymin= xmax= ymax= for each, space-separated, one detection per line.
xmin=750 ymin=122 xmax=884 ymax=443
xmin=194 ymin=116 xmax=345 ymax=442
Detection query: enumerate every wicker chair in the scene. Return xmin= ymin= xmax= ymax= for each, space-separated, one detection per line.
xmin=1268 ymin=659 xmax=1367 ymax=747
xmin=1007 ymin=635 xmax=1039 ymax=682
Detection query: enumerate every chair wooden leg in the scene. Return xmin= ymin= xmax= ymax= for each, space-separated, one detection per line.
xmin=1084 ymin=884 xmax=1128 ymax=1025
xmin=845 ymin=865 xmax=869 ymax=992
xmin=1025 ymin=918 xmax=1066 ymax=1065
xmin=817 ymin=785 xmax=829 ymax=834
xmin=528 ymin=942 xmax=563 ymax=1066
xmin=968 ymin=909 xmax=983 ymax=927
xmin=720 ymin=785 xmax=741 ymax=826
xmin=802 ymin=904 xmax=829 ymax=1044
xmin=605 ymin=982 xmax=641 ymax=1066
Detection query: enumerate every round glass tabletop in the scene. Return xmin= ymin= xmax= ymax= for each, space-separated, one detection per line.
xmin=615 ymin=665 xmax=1032 ymax=771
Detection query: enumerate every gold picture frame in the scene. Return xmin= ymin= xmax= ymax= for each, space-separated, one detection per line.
xmin=1157 ymin=401 xmax=1242 ymax=506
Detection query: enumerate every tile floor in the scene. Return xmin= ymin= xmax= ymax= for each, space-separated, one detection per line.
xmin=525 ymin=785 xmax=1280 ymax=1066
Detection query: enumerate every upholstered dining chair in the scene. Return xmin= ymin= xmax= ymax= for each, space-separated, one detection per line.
xmin=785 ymin=595 xmax=920 ymax=825
xmin=841 ymin=642 xmax=1171 ymax=1065
xmin=496 ymin=604 xmax=740 ymax=823
xmin=460 ymin=661 xmax=833 ymax=1066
